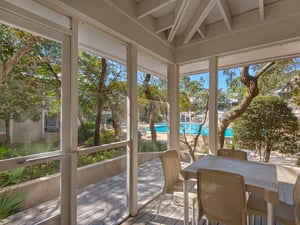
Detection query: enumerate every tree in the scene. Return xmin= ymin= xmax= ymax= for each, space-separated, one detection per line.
xmin=180 ymin=98 xmax=209 ymax=162
xmin=78 ymin=51 xmax=128 ymax=145
xmin=219 ymin=59 xmax=300 ymax=149
xmin=142 ymin=74 xmax=157 ymax=142
xmin=106 ymin=80 xmax=126 ymax=141
xmin=233 ymin=96 xmax=299 ymax=162
xmin=0 ymin=23 xmax=61 ymax=146
xmin=179 ymin=76 xmax=207 ymax=113
xmin=138 ymin=73 xmax=167 ymax=142
xmin=179 ymin=75 xmax=209 ymax=161
xmin=218 ymin=62 xmax=276 ymax=149
xmin=0 ymin=24 xmax=37 ymax=83
xmin=77 ymin=51 xmax=107 ymax=146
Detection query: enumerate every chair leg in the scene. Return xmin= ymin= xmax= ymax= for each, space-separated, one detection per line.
xmin=192 ymin=203 xmax=195 ymax=225
xmin=248 ymin=215 xmax=254 ymax=225
xmin=155 ymin=194 xmax=164 ymax=220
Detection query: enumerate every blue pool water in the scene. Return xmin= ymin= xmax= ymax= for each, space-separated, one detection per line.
xmin=146 ymin=123 xmax=233 ymax=137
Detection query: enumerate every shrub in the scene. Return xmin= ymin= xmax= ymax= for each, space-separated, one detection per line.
xmin=0 ymin=190 xmax=26 ymax=220
xmin=297 ymin=158 xmax=300 ymax=167
xmin=78 ymin=148 xmax=125 ymax=167
xmin=138 ymin=140 xmax=167 ymax=152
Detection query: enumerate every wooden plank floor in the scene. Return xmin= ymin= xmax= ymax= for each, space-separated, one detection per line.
xmin=1 ymin=158 xmax=164 ymax=225
xmin=1 ymin=157 xmax=292 ymax=225
xmin=121 ymin=194 xmax=270 ymax=225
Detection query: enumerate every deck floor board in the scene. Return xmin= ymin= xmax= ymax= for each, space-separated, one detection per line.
xmin=1 ymin=157 xmax=285 ymax=225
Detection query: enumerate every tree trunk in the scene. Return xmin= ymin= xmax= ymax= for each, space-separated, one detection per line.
xmin=264 ymin=141 xmax=272 ymax=162
xmin=143 ymin=74 xmax=157 ymax=143
xmin=94 ymin=58 xmax=107 ymax=146
xmin=0 ymin=35 xmax=37 ymax=83
xmin=180 ymin=98 xmax=209 ymax=162
xmin=78 ymin=113 xmax=89 ymax=143
xmin=5 ymin=117 xmax=11 ymax=147
xmin=218 ymin=62 xmax=275 ymax=149
xmin=112 ymin=119 xmax=121 ymax=141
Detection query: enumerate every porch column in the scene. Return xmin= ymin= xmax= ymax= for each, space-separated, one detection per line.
xmin=60 ymin=18 xmax=78 ymax=225
xmin=126 ymin=43 xmax=138 ymax=216
xmin=208 ymin=57 xmax=218 ymax=155
xmin=167 ymin=64 xmax=180 ymax=150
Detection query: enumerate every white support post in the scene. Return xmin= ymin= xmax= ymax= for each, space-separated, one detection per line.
xmin=126 ymin=43 xmax=138 ymax=216
xmin=167 ymin=64 xmax=180 ymax=150
xmin=60 ymin=18 xmax=78 ymax=225
xmin=208 ymin=57 xmax=218 ymax=155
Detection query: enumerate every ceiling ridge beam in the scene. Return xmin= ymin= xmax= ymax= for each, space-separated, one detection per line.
xmin=168 ymin=0 xmax=191 ymax=42
xmin=217 ymin=0 xmax=232 ymax=31
xmin=137 ymin=0 xmax=170 ymax=19
xmin=183 ymin=0 xmax=218 ymax=44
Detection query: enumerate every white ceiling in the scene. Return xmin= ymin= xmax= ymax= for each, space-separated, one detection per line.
xmin=3 ymin=0 xmax=300 ymax=78
xmin=110 ymin=0 xmax=281 ymax=46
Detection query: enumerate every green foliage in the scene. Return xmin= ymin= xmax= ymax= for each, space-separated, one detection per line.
xmin=77 ymin=148 xmax=125 ymax=167
xmin=78 ymin=121 xmax=94 ymax=143
xmin=0 ymin=23 xmax=62 ymax=146
xmin=0 ymin=190 xmax=26 ymax=220
xmin=179 ymin=76 xmax=208 ymax=113
xmin=22 ymin=161 xmax=60 ymax=181
xmin=0 ymin=144 xmax=18 ymax=159
xmin=274 ymin=140 xmax=299 ymax=155
xmin=0 ymin=168 xmax=24 ymax=187
xmin=138 ymin=140 xmax=167 ymax=152
xmin=199 ymin=147 xmax=209 ymax=154
xmin=138 ymin=73 xmax=167 ymax=124
xmin=233 ymin=96 xmax=299 ymax=160
xmin=297 ymin=158 xmax=300 ymax=167
xmin=0 ymin=161 xmax=60 ymax=188
xmin=84 ymin=129 xmax=117 ymax=147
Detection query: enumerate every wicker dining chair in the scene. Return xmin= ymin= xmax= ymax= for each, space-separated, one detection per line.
xmin=156 ymin=150 xmax=197 ymax=225
xmin=217 ymin=149 xmax=248 ymax=160
xmin=197 ymin=168 xmax=248 ymax=225
xmin=247 ymin=172 xmax=300 ymax=225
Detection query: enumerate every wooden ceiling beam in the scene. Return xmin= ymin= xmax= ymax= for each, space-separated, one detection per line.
xmin=167 ymin=0 xmax=191 ymax=42
xmin=137 ymin=0 xmax=170 ymax=19
xmin=183 ymin=0 xmax=217 ymax=44
xmin=258 ymin=0 xmax=265 ymax=21
xmin=217 ymin=0 xmax=232 ymax=31
xmin=197 ymin=24 xmax=206 ymax=39
xmin=156 ymin=12 xmax=173 ymax=33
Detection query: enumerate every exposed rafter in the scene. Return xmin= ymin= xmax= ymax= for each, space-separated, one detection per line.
xmin=168 ymin=0 xmax=191 ymax=42
xmin=197 ymin=25 xmax=206 ymax=39
xmin=217 ymin=0 xmax=232 ymax=31
xmin=105 ymin=0 xmax=296 ymax=48
xmin=137 ymin=0 xmax=170 ymax=19
xmin=183 ymin=0 xmax=218 ymax=44
xmin=156 ymin=12 xmax=173 ymax=33
xmin=258 ymin=0 xmax=265 ymax=21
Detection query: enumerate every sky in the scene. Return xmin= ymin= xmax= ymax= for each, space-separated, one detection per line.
xmin=189 ymin=70 xmax=240 ymax=91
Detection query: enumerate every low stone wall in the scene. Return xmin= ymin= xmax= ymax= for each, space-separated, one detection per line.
xmin=1 ymin=152 xmax=162 ymax=210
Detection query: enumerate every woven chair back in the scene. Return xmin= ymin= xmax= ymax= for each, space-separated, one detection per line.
xmin=197 ymin=168 xmax=247 ymax=225
xmin=217 ymin=149 xmax=247 ymax=160
xmin=161 ymin=150 xmax=181 ymax=194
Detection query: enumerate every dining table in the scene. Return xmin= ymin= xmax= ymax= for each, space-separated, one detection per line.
xmin=181 ymin=155 xmax=279 ymax=225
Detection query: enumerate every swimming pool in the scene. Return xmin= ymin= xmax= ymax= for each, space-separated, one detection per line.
xmin=146 ymin=123 xmax=233 ymax=137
